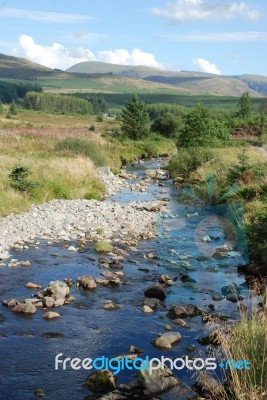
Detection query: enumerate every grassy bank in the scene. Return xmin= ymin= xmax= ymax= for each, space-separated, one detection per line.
xmin=0 ymin=110 xmax=176 ymax=216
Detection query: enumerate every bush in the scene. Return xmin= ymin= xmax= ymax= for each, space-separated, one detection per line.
xmin=94 ymin=241 xmax=113 ymax=253
xmin=227 ymin=151 xmax=266 ymax=185
xmin=151 ymin=112 xmax=182 ymax=137
xmin=96 ymin=115 xmax=104 ymax=122
xmin=178 ymin=104 xmax=230 ymax=147
xmin=9 ymin=166 xmax=40 ymax=193
xmin=167 ymin=147 xmax=214 ymax=178
xmin=247 ymin=209 xmax=267 ymax=264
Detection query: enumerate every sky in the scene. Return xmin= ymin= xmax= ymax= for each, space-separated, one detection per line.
xmin=0 ymin=0 xmax=266 ymax=75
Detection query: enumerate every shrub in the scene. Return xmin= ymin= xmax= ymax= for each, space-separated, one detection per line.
xmin=96 ymin=115 xmax=104 ymax=122
xmin=227 ymin=151 xmax=266 ymax=185
xmin=167 ymin=147 xmax=214 ymax=178
xmin=151 ymin=112 xmax=182 ymax=137
xmin=9 ymin=166 xmax=40 ymax=193
xmin=94 ymin=241 xmax=113 ymax=253
xmin=247 ymin=209 xmax=267 ymax=264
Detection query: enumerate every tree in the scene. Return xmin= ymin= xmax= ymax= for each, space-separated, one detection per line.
xmin=121 ymin=95 xmax=150 ymax=140
xmin=0 ymin=100 xmax=3 ymax=114
xmin=178 ymin=104 xmax=215 ymax=147
xmin=236 ymin=91 xmax=252 ymax=119
xmin=151 ymin=113 xmax=182 ymax=137
xmin=9 ymin=100 xmax=18 ymax=115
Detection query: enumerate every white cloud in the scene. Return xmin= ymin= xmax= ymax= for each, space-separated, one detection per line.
xmin=0 ymin=7 xmax=92 ymax=24
xmin=162 ymin=31 xmax=267 ymax=42
xmin=193 ymin=57 xmax=221 ymax=74
xmin=13 ymin=35 xmax=163 ymax=70
xmin=14 ymin=35 xmax=96 ymax=70
xmin=98 ymin=48 xmax=164 ymax=68
xmin=151 ymin=0 xmax=261 ymax=23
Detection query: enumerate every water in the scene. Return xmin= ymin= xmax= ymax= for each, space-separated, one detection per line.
xmin=0 ymin=159 xmax=249 ymax=400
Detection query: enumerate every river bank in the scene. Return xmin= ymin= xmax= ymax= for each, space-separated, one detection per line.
xmin=0 ymin=157 xmax=256 ymax=400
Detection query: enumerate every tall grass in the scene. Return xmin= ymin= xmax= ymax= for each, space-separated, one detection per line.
xmin=219 ymin=296 xmax=267 ymax=400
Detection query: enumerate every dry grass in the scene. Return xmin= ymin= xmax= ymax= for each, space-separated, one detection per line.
xmin=217 ymin=294 xmax=267 ymax=400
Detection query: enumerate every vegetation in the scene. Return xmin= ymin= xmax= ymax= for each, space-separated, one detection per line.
xmin=24 ymin=92 xmax=92 ymax=115
xmin=219 ymin=299 xmax=267 ymax=400
xmin=9 ymin=166 xmax=40 ymax=193
xmin=167 ymin=147 xmax=213 ymax=178
xmin=178 ymin=104 xmax=230 ymax=147
xmin=151 ymin=112 xmax=182 ymax=138
xmin=94 ymin=241 xmax=113 ymax=253
xmin=121 ymin=95 xmax=150 ymax=140
xmin=236 ymin=91 xmax=252 ymax=119
xmin=0 ymin=80 xmax=42 ymax=103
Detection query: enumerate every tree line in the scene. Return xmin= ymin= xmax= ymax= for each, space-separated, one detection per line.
xmin=0 ymin=80 xmax=42 ymax=103
xmin=24 ymin=92 xmax=93 ymax=115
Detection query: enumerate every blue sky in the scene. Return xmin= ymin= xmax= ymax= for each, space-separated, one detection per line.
xmin=0 ymin=0 xmax=266 ymax=75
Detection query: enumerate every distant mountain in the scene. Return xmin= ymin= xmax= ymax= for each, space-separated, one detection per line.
xmin=67 ymin=60 xmax=266 ymax=97
xmin=0 ymin=53 xmax=59 ymax=79
xmin=0 ymin=53 xmax=266 ymax=97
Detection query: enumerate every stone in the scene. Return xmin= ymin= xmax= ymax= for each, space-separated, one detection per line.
xmin=12 ymin=303 xmax=25 ymax=313
xmin=139 ymin=365 xmax=180 ymax=396
xmin=21 ymin=260 xmax=31 ymax=267
xmin=212 ymin=293 xmax=224 ymax=301
xmin=67 ymin=246 xmax=77 ymax=251
xmin=77 ymin=275 xmax=97 ymax=290
xmin=159 ymin=274 xmax=170 ymax=284
xmin=144 ymin=284 xmax=166 ymax=301
xmin=143 ymin=298 xmax=162 ymax=310
xmin=53 ymin=298 xmax=65 ymax=307
xmin=202 ymin=235 xmax=211 ymax=242
xmin=173 ymin=319 xmax=188 ymax=327
xmin=22 ymin=302 xmax=37 ymax=314
xmin=142 ymin=305 xmax=154 ymax=313
xmin=42 ymin=311 xmax=60 ymax=320
xmin=152 ymin=332 xmax=181 ymax=349
xmin=46 ymin=281 xmax=69 ymax=298
xmin=103 ymin=301 xmax=118 ymax=311
xmin=221 ymin=283 xmax=240 ymax=296
xmin=167 ymin=303 xmax=201 ymax=319
xmin=85 ymin=370 xmax=116 ymax=393
xmin=25 ymin=282 xmax=42 ymax=289
xmin=3 ymin=298 xmax=18 ymax=307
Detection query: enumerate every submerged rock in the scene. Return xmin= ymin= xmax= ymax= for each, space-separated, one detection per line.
xmin=138 ymin=365 xmax=180 ymax=396
xmin=77 ymin=275 xmax=97 ymax=290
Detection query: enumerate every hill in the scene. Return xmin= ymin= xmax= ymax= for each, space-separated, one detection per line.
xmin=67 ymin=60 xmax=265 ymax=97
xmin=0 ymin=53 xmax=266 ymax=97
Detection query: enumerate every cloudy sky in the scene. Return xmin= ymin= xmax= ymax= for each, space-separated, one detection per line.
xmin=0 ymin=0 xmax=266 ymax=75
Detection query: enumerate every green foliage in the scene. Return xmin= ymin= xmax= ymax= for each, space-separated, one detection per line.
xmin=24 ymin=92 xmax=92 ymax=115
xmin=55 ymin=137 xmax=108 ymax=166
xmin=9 ymin=166 xmax=40 ymax=193
xmin=151 ymin=112 xmax=182 ymax=137
xmin=96 ymin=114 xmax=104 ymax=122
xmin=0 ymin=80 xmax=42 ymax=104
xmin=178 ymin=104 xmax=230 ymax=147
xmin=227 ymin=150 xmax=266 ymax=184
xmin=167 ymin=147 xmax=213 ymax=178
xmin=87 ymin=96 xmax=108 ymax=114
xmin=89 ymin=124 xmax=96 ymax=131
xmin=247 ymin=208 xmax=267 ymax=264
xmin=236 ymin=91 xmax=252 ymax=118
xmin=94 ymin=241 xmax=113 ymax=253
xmin=0 ymin=100 xmax=3 ymax=114
xmin=9 ymin=100 xmax=18 ymax=115
xmin=121 ymin=95 xmax=151 ymax=140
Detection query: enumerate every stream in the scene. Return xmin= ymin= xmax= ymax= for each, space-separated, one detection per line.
xmin=0 ymin=159 xmax=250 ymax=400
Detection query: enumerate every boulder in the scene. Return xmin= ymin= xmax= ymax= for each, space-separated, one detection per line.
xmin=144 ymin=284 xmax=166 ymax=301
xmin=167 ymin=303 xmax=201 ymax=319
xmin=143 ymin=298 xmax=162 ymax=310
xmin=138 ymin=365 xmax=180 ymax=396
xmin=77 ymin=275 xmax=97 ymax=290
xmin=46 ymin=281 xmax=69 ymax=298
xmin=85 ymin=370 xmax=116 ymax=393
xmin=42 ymin=297 xmax=54 ymax=308
xmin=152 ymin=332 xmax=181 ymax=349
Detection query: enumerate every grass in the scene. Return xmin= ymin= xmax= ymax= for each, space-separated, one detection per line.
xmin=0 ymin=109 xmax=176 ymax=216
xmin=218 ymin=295 xmax=267 ymax=400
xmin=93 ymin=241 xmax=113 ymax=253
